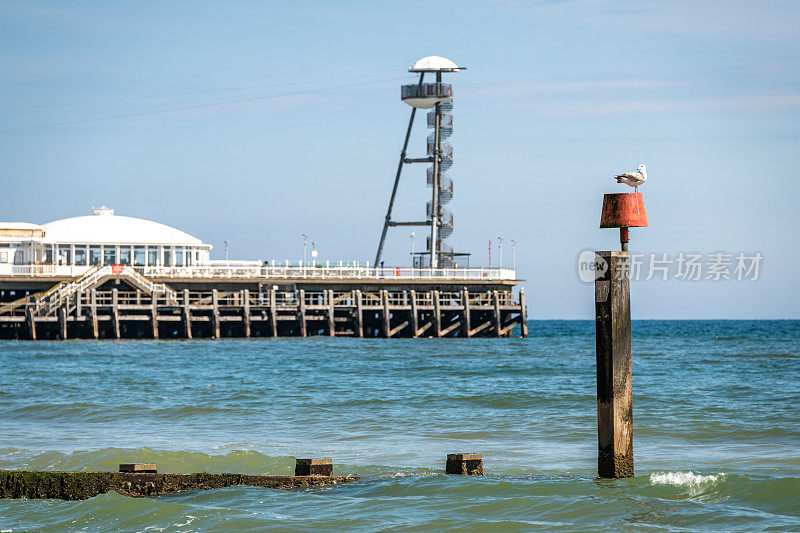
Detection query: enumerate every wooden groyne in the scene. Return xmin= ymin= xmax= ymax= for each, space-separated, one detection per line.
xmin=0 ymin=286 xmax=527 ymax=340
xmin=0 ymin=470 xmax=355 ymax=500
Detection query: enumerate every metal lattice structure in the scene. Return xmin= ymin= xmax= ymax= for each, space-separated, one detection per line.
xmin=374 ymin=56 xmax=469 ymax=269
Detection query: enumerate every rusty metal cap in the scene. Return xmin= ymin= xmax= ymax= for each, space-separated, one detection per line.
xmin=600 ymin=192 xmax=648 ymax=228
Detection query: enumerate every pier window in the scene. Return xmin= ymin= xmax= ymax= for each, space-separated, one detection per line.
xmin=103 ymin=245 xmax=117 ymax=265
xmin=44 ymin=245 xmax=53 ymax=264
xmin=89 ymin=246 xmax=101 ymax=265
xmin=163 ymin=248 xmax=172 ymax=267
xmin=147 ymin=246 xmax=158 ymax=266
xmin=133 ymin=247 xmax=145 ymax=266
xmin=119 ymin=246 xmax=131 ymax=266
xmin=57 ymin=245 xmax=71 ymax=265
xmin=175 ymin=248 xmax=184 ymax=267
xmin=75 ymin=246 xmax=87 ymax=266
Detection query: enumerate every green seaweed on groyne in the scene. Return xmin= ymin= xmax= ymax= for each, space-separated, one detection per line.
xmin=0 ymin=470 xmax=357 ymax=500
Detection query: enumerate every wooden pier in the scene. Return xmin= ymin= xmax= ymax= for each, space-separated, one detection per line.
xmin=0 ymin=285 xmax=526 ymax=340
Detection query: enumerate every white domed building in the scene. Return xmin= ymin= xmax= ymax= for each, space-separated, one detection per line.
xmin=0 ymin=206 xmax=212 ymax=275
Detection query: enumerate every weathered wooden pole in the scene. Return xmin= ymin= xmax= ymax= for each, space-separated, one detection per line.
xmin=594 ymin=251 xmax=633 ymax=478
xmin=595 ymin=191 xmax=648 ymax=479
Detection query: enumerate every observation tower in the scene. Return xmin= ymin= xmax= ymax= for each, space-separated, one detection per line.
xmin=374 ymin=55 xmax=466 ymax=269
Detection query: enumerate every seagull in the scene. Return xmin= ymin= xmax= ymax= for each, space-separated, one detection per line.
xmin=614 ymin=164 xmax=647 ymax=192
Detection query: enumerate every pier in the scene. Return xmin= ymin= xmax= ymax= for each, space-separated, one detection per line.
xmin=0 ymin=265 xmax=526 ymax=340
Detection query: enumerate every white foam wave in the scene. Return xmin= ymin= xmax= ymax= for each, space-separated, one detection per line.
xmin=650 ymin=471 xmax=723 ymax=486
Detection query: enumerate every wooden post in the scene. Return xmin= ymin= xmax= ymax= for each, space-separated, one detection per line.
xmin=595 ymin=251 xmax=633 ymax=478
xmin=446 ymin=453 xmax=483 ymax=476
xmin=492 ymin=290 xmax=501 ymax=338
xmin=327 ymin=289 xmax=336 ymax=336
xmin=298 ymin=289 xmax=307 ymax=337
xmin=294 ymin=458 xmax=333 ymax=476
xmin=182 ymin=289 xmax=192 ymax=339
xmin=58 ymin=305 xmax=68 ymax=340
xmin=75 ymin=292 xmax=82 ymax=318
xmin=381 ymin=290 xmax=391 ymax=338
xmin=409 ymin=290 xmax=419 ymax=338
xmin=433 ymin=290 xmax=442 ymax=338
xmin=462 ymin=288 xmax=471 ymax=338
xmin=242 ymin=289 xmax=251 ymax=338
xmin=151 ymin=293 xmax=159 ymax=339
xmin=26 ymin=306 xmax=36 ymax=341
xmin=519 ymin=288 xmax=528 ymax=338
xmin=269 ymin=288 xmax=278 ymax=337
xmin=90 ymin=289 xmax=99 ymax=339
xmin=211 ymin=289 xmax=221 ymax=339
xmin=111 ymin=289 xmax=120 ymax=339
xmin=354 ymin=290 xmax=363 ymax=338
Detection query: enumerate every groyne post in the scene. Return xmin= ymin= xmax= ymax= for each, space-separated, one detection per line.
xmin=492 ymin=290 xmax=501 ymax=337
xmin=594 ymin=251 xmax=633 ymax=478
xmin=445 ymin=453 xmax=483 ymax=475
xmin=294 ymin=458 xmax=333 ymax=476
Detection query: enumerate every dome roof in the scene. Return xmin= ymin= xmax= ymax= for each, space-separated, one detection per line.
xmin=409 ymin=56 xmax=463 ymax=72
xmin=42 ymin=209 xmax=208 ymax=247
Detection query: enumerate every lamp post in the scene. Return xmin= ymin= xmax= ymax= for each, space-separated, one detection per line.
xmin=302 ymin=233 xmax=308 ymax=265
xmin=224 ymin=240 xmax=229 ymax=262
xmin=497 ymin=237 xmax=504 ymax=269
xmin=410 ymin=232 xmax=416 ymax=266
xmin=511 ymin=239 xmax=517 ymax=271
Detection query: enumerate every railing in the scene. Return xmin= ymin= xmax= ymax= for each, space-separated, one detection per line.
xmin=1 ymin=264 xmax=517 ymax=281
xmin=143 ymin=265 xmax=516 ymax=281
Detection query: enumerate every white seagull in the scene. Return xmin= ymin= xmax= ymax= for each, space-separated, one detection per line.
xmin=614 ymin=164 xmax=647 ymax=192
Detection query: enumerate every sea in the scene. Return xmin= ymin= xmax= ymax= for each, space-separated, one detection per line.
xmin=1 ymin=320 xmax=798 ymax=532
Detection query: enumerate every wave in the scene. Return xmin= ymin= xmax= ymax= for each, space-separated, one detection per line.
xmin=649 ymin=471 xmax=723 ymax=487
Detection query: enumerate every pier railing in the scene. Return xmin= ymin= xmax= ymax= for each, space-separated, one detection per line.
xmin=1 ymin=264 xmax=517 ymax=281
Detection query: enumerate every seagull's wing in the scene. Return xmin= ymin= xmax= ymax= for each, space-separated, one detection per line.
xmin=614 ymin=171 xmax=643 ymax=180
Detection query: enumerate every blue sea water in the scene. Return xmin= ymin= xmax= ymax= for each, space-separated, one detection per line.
xmin=0 ymin=320 xmax=798 ymax=531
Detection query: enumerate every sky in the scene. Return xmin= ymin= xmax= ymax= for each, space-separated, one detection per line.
xmin=1 ymin=0 xmax=798 ymax=319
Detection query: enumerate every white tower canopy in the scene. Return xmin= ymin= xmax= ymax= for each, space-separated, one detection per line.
xmin=409 ymin=56 xmax=464 ymax=73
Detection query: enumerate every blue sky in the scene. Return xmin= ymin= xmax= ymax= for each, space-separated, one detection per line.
xmin=1 ymin=0 xmax=798 ymax=318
